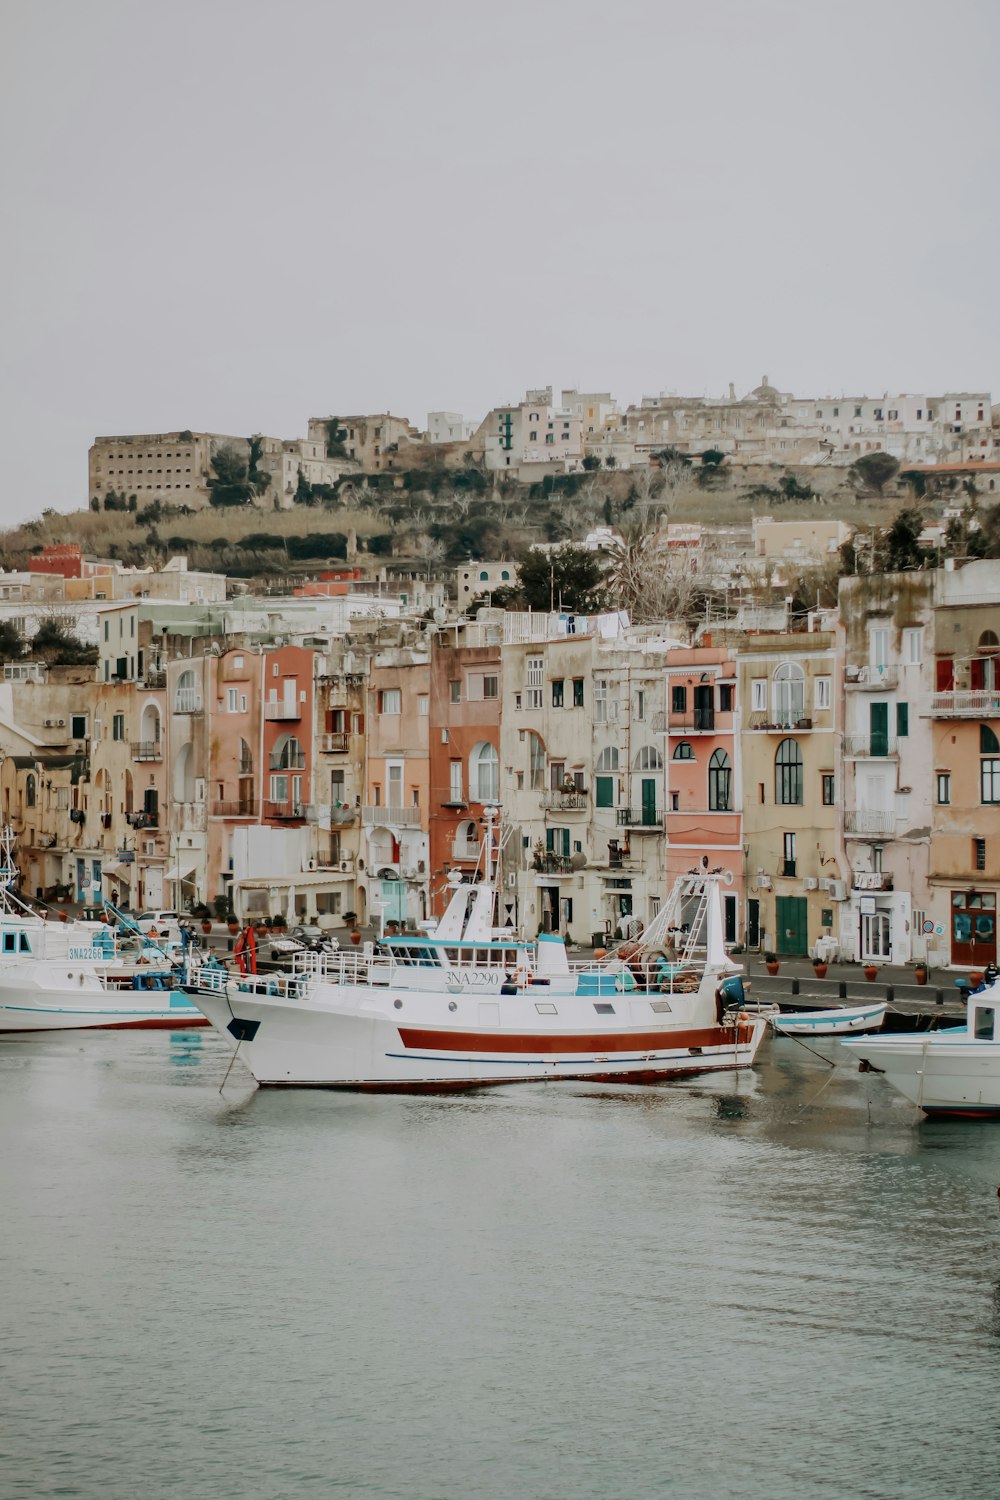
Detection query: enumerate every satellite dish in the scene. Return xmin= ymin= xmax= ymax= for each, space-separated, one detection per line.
xmin=570 ymin=851 xmax=587 ymax=870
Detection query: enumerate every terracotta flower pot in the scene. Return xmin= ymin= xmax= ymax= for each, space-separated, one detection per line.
xmin=350 ymin=929 xmax=362 ymax=945
xmin=914 ymin=966 xmax=928 ymax=986
xmin=59 ymin=910 xmax=68 ymax=922
xmin=813 ymin=962 xmax=828 ymax=979
xmin=201 ymin=922 xmax=212 ymax=934
xmin=765 ymin=961 xmax=780 ymax=976
xmin=863 ymin=964 xmax=878 ymax=981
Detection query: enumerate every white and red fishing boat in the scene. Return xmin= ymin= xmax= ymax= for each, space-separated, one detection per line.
xmin=191 ymin=813 xmax=766 ymax=1090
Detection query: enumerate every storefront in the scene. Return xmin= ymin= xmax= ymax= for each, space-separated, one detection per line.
xmin=950 ymin=889 xmax=997 ymax=967
xmin=846 ymin=876 xmax=912 ymax=965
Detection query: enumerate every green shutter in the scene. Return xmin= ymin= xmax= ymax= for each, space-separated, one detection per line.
xmin=596 ymin=776 xmax=613 ymax=808
xmin=546 ymin=829 xmax=554 ymax=852
xmin=561 ymin=828 xmax=570 ymax=858
xmin=896 ymin=702 xmax=909 ymax=737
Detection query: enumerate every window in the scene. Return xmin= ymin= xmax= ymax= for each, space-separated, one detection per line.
xmin=751 ymin=678 xmax=767 ymax=712
xmin=25 ymin=773 xmax=36 ymax=808
xmin=981 ymin=724 xmax=1000 ymax=803
xmin=594 ymin=678 xmax=609 ymax=722
xmin=111 ymin=713 xmax=125 ymax=741
xmin=449 ymin=679 xmax=461 ymax=704
xmin=936 ymin=658 xmax=955 ymax=692
xmin=671 ymin=685 xmax=687 ymax=714
xmin=632 ymin=746 xmax=662 ymax=771
xmin=636 ymin=690 xmax=645 ymax=720
xmin=869 ymin=628 xmax=889 ymax=669
xmin=673 ymin=741 xmax=694 ymax=760
xmin=596 ymin=777 xmax=614 ymax=808
xmin=551 ymin=679 xmax=564 ymax=708
xmin=528 ymin=732 xmax=545 ymax=790
xmin=896 ymin=703 xmax=909 ymax=737
xmin=572 ymin=678 xmax=584 ymax=707
xmin=595 ymin=747 xmax=619 ymax=773
xmin=775 ymin=738 xmax=804 ymax=805
xmin=449 ymin=761 xmax=463 ymax=802
xmin=226 ymin=687 xmax=239 ymax=712
xmin=708 ymin=749 xmax=731 ymax=811
xmin=783 ymin=832 xmax=797 ymax=878
xmin=773 ymin=663 xmax=804 ymax=725
xmin=814 ymin=677 xmax=831 ymax=711
xmin=974 ymin=838 xmax=987 ymax=872
xmin=937 ymin=772 xmax=951 ymax=804
xmin=483 ymin=676 xmax=498 ymax=700
xmin=822 ymin=773 xmax=835 ymax=805
xmin=526 ymin=657 xmax=544 ymax=711
xmin=549 ymin=761 xmax=566 ymax=790
xmin=379 ymin=688 xmax=401 ymax=715
xmin=902 ymin=628 xmax=923 ymax=666
xmin=417 ymin=695 xmax=428 ymax=715
xmin=71 ymin=714 xmax=87 ymax=739
xmin=719 ymin=683 xmax=734 ymax=712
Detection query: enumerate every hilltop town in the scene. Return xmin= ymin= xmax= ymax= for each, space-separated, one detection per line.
xmin=0 ymin=375 xmax=998 ymax=973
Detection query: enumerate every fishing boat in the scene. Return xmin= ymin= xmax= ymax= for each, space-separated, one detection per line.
xmin=190 ymin=812 xmax=767 ymax=1090
xmin=0 ymin=829 xmax=208 ymax=1032
xmin=773 ymin=1001 xmax=888 ymax=1036
xmin=842 ymin=981 xmax=1000 ymax=1117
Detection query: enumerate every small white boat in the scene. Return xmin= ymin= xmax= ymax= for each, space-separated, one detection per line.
xmin=843 ymin=982 xmax=1000 ymax=1118
xmin=773 ymin=1002 xmax=887 ymax=1037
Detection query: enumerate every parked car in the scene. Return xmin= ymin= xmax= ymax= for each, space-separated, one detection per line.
xmin=135 ymin=910 xmax=182 ymax=933
xmin=268 ymin=925 xmax=339 ymax=961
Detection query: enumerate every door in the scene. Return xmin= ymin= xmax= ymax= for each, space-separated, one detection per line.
xmin=869 ymin=702 xmax=889 ymax=757
xmin=951 ymin=891 xmax=997 ymax=966
xmin=724 ymin=894 xmax=737 ymax=945
xmin=693 ymin=684 xmax=714 ymax=731
xmin=641 ymin=778 xmax=657 ymax=825
xmin=747 ymin=898 xmax=760 ymax=949
xmin=379 ymin=878 xmax=406 ymax=924
xmin=144 ymin=867 xmax=164 ymax=909
xmin=862 ymin=910 xmax=892 ymax=961
xmin=776 ymin=895 xmax=808 ymax=956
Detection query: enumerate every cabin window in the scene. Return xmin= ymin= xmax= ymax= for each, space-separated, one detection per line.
xmin=534 ymin=1003 xmax=558 ymax=1015
xmin=2 ymin=933 xmax=16 ymax=953
xmin=649 ymin=1000 xmax=672 ymax=1013
xmin=974 ymin=1007 xmax=995 ymax=1041
xmin=19 ymin=933 xmax=30 ymax=952
xmin=593 ymin=1002 xmax=615 ymax=1014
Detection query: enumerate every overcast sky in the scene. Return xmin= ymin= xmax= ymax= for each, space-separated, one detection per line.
xmin=2 ymin=0 xmax=997 ymax=522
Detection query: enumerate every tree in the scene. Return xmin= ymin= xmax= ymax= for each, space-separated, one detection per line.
xmin=31 ymin=613 xmax=98 ymax=666
xmin=517 ymin=544 xmax=608 ymax=613
xmin=294 ymin=466 xmax=314 ymax=505
xmin=208 ymin=441 xmax=271 ymax=508
xmin=700 ymin=448 xmax=725 ymax=467
xmin=0 ymin=619 xmax=25 ymax=659
xmin=850 ymin=451 xmax=900 ymax=496
xmin=875 ymin=508 xmax=926 ymax=571
xmin=325 ymin=418 xmax=348 ymax=458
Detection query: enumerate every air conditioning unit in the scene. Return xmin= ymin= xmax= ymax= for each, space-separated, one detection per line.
xmin=803 ymin=876 xmax=818 ymax=890
xmin=402 ymin=866 xmax=417 ymax=880
xmin=757 ymin=875 xmax=772 ymax=890
xmin=44 ymin=719 xmax=54 ymax=727
xmin=818 ymin=878 xmax=831 ymax=893
xmin=829 ymin=879 xmax=848 ymax=901
xmin=55 ymin=718 xmax=65 ymax=727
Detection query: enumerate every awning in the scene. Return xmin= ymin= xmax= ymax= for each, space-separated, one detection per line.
xmin=100 ymin=861 xmax=132 ymax=881
xmin=164 ymin=865 xmax=197 ymax=883
xmin=236 ymin=870 xmax=353 ymax=891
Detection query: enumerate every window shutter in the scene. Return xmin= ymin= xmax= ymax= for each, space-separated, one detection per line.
xmin=596 ymin=776 xmax=613 ymax=808
xmin=896 ymin=703 xmax=909 ymax=737
xmin=936 ymin=658 xmax=954 ymax=691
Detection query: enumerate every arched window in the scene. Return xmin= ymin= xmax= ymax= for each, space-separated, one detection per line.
xmin=672 ymin=741 xmax=694 ymax=761
xmin=773 ymin=662 xmax=804 ymax=726
xmin=470 ymin=742 xmax=499 ymax=802
xmin=175 ymin=668 xmax=197 ymax=713
xmin=239 ymin=738 xmax=253 ymax=775
xmin=25 ymin=774 xmax=35 ymax=808
xmin=595 ymin=747 xmax=619 ymax=772
xmin=528 ymin=732 xmax=545 ymax=791
xmin=272 ymin=735 xmax=304 ymax=770
xmin=174 ymin=742 xmax=195 ymax=803
xmin=479 ymin=570 xmax=489 ymax=581
xmin=501 ymin=570 xmax=510 ymax=582
xmin=982 ymin=724 xmax=1000 ymax=804
xmin=775 ymin=738 xmax=803 ymax=805
xmin=708 ymin=749 xmax=731 ymax=811
xmin=140 ymin=702 xmax=160 ymax=750
xmin=632 ymin=746 xmax=662 ymax=771
xmin=978 ymin=631 xmax=999 ymax=651
xmin=973 ymin=634 xmax=1000 ymax=691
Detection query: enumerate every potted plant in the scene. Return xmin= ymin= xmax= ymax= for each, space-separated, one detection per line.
xmin=863 ymin=962 xmax=879 ymax=981
xmin=914 ymin=961 xmax=928 ymax=986
xmin=343 ymin=910 xmax=361 ymax=944
xmin=764 ymin=951 xmax=780 ymax=976
xmin=227 ymin=917 xmax=240 ymax=935
xmin=812 ymin=957 xmax=829 ymax=980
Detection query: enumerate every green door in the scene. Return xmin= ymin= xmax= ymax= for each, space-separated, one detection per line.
xmin=870 ymin=701 xmax=889 ymax=757
xmin=776 ymin=896 xmax=808 ymax=956
xmin=641 ymin=778 xmax=657 ymax=825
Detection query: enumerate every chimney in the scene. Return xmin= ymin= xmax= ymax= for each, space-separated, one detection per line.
xmin=728 ymin=382 xmax=735 ymax=400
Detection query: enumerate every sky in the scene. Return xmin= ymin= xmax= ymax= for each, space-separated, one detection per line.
xmin=1 ymin=0 xmax=998 ymax=523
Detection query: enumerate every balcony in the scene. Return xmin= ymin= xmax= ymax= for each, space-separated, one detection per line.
xmin=362 ymin=804 xmax=422 ymax=827
xmin=211 ymin=800 xmax=257 ymax=817
xmin=844 ymin=734 xmax=898 ymax=758
xmin=264 ymin=700 xmax=301 ymax=720
xmin=748 ymin=712 xmax=813 ymax=732
xmin=263 ymin=800 xmax=306 ymax=821
xmin=931 ymin=690 xmax=1000 ymax=718
xmin=532 ymin=853 xmax=574 ymax=875
xmin=131 ymin=740 xmax=162 ymax=761
xmin=142 ymin=670 xmax=167 ymax=690
xmin=126 ymin=810 xmax=157 ymax=830
xmin=541 ymin=790 xmax=588 ymax=812
xmin=173 ymin=690 xmax=203 ymax=715
xmin=844 ymin=810 xmax=896 ymax=837
xmin=321 ymin=732 xmax=350 ymax=753
xmin=846 ymin=664 xmax=899 ymax=690
xmin=851 ymin=870 xmax=894 ymax=891
xmin=330 ymin=804 xmax=359 ymax=826
xmin=616 ymin=807 xmax=664 ymax=830
xmin=269 ymin=750 xmax=306 ymax=771
xmin=451 ymin=839 xmax=481 ymax=861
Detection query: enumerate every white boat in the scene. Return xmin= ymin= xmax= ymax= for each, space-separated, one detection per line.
xmin=190 ymin=815 xmax=767 ymax=1091
xmin=773 ymin=1001 xmax=887 ymax=1036
xmin=0 ymin=830 xmax=208 ymax=1032
xmin=842 ymin=982 xmax=1000 ymax=1118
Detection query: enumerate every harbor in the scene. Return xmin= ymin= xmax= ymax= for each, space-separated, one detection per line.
xmin=4 ymin=1022 xmax=1000 ymax=1500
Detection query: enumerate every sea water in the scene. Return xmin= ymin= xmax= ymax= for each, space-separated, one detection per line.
xmin=2 ymin=1029 xmax=1000 ymax=1500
